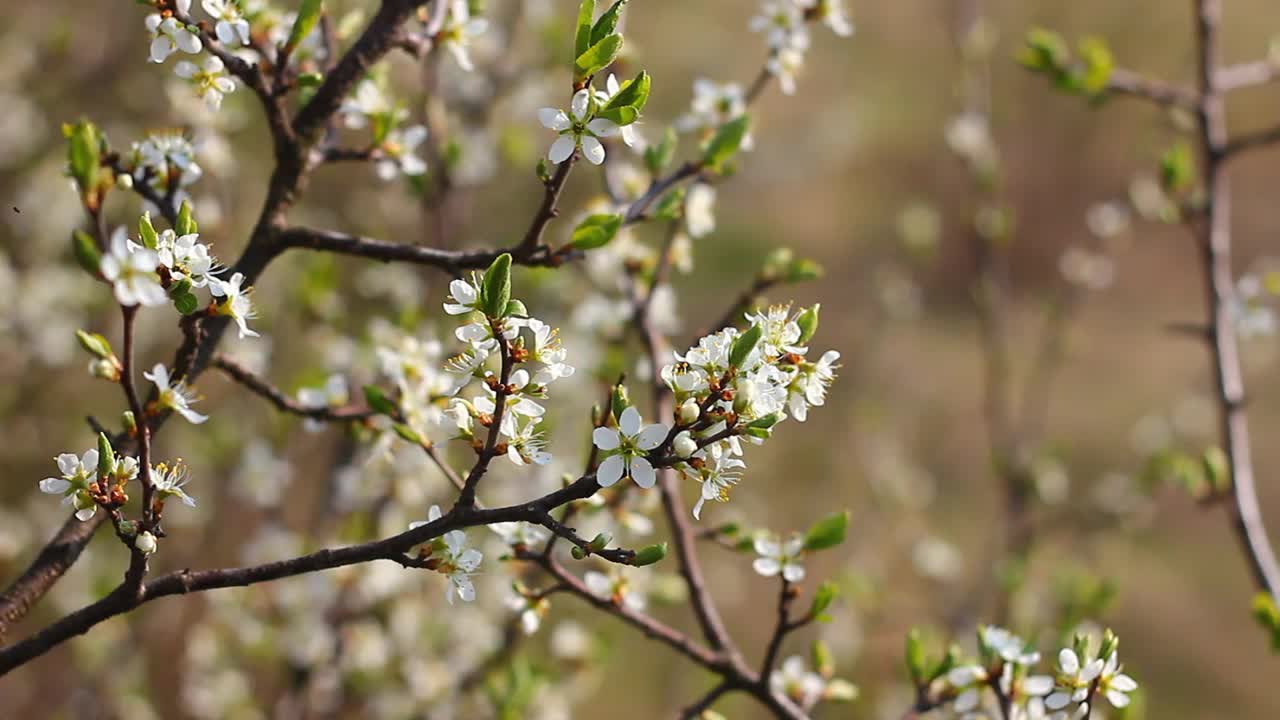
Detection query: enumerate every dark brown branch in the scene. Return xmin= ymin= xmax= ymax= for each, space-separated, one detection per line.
xmin=1223 ymin=124 xmax=1280 ymax=158
xmin=0 ymin=473 xmax=619 ymax=675
xmin=211 ymin=354 xmax=375 ymax=422
xmin=276 ymin=226 xmax=562 ymax=274
xmin=759 ymin=578 xmax=798 ymax=679
xmin=455 ymin=325 xmax=513 ymax=508
xmin=679 ymin=682 xmax=733 ymax=719
xmin=518 ymin=155 xmax=576 ymax=253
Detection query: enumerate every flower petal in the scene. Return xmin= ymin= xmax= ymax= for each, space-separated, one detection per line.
xmin=597 ymin=454 xmax=625 ymax=487
xmin=592 ymin=427 xmax=621 ymax=451
xmin=630 ymin=457 xmax=656 ymax=488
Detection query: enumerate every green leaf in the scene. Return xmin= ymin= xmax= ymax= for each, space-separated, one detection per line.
xmin=610 ymin=383 xmax=630 ymax=422
xmin=632 ymin=542 xmax=667 ymax=566
xmin=796 ymin=304 xmax=820 ymax=344
xmin=64 ymin=119 xmax=101 ymax=195
xmin=653 ymin=187 xmax=686 ymax=220
xmin=588 ymin=532 xmax=612 ymax=552
xmin=746 ymin=413 xmax=782 ymax=430
xmin=286 ymin=0 xmax=324 ymax=53
xmin=505 ymin=299 xmax=529 ymax=318
xmin=71 ymin=229 xmax=101 ymax=275
xmin=570 ymin=545 xmax=587 ymax=560
xmin=598 ymin=69 xmax=650 ymax=127
xmin=808 ymin=580 xmax=839 ymax=621
xmin=392 ymin=422 xmax=423 ymax=445
xmin=825 ymin=679 xmax=859 ymax=702
xmin=1252 ymin=593 xmax=1280 ymax=652
xmin=904 ymin=629 xmax=926 ymax=682
xmin=574 ymin=0 xmax=597 ymax=58
xmin=811 ymin=640 xmax=835 ymax=677
xmin=297 ymin=72 xmax=324 ymax=88
xmin=76 ymin=330 xmax=113 ymax=360
xmin=728 ymin=324 xmax=762 ymax=368
xmin=97 ymin=433 xmax=115 ymax=477
xmin=138 ymin=212 xmax=159 ymax=249
xmin=1077 ymin=36 xmax=1114 ymax=94
xmin=1160 ymin=140 xmax=1195 ymax=194
xmin=1017 ymin=27 xmax=1070 ymax=74
xmin=1202 ymin=446 xmax=1231 ymax=493
xmin=786 ymin=258 xmax=824 ymax=283
xmin=481 ymin=253 xmax=513 ymax=318
xmin=574 ymin=33 xmax=623 ymax=82
xmin=570 ymin=213 xmax=623 ymax=250
xmin=175 ymin=200 xmax=198 ymax=236
xmin=645 ymin=126 xmax=677 ymax=175
xmin=173 ymin=292 xmax=199 ymax=315
xmin=802 ymin=510 xmax=849 ymax=552
xmin=590 ymin=0 xmax=627 ymax=47
xmin=363 ymin=385 xmax=398 ymax=416
xmin=168 ymin=278 xmax=192 ymax=299
xmin=702 ymin=114 xmax=751 ymax=171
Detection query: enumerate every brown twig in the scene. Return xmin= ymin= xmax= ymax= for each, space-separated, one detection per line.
xmin=211 ymin=354 xmax=375 ymax=422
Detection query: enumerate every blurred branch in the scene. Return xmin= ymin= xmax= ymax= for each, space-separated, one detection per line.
xmin=1105 ymin=68 xmax=1197 ymax=109
xmin=1216 ymin=58 xmax=1280 ymax=92
xmin=1191 ymin=0 xmax=1280 ymax=600
xmin=211 ymin=354 xmax=376 ymax=422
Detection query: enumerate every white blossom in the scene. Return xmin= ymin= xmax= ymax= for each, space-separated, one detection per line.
xmin=152 ymin=461 xmax=198 ymax=508
xmin=770 ymin=656 xmax=825 ymax=708
xmin=376 ymin=124 xmax=428 ymax=180
xmin=145 ymin=363 xmax=209 ymax=424
xmin=100 ymin=229 xmax=167 ymax=307
xmin=175 ymin=56 xmax=237 ymax=110
xmin=39 ymin=449 xmax=100 ymax=521
xmin=146 ymin=6 xmax=203 ymax=64
xmin=209 ymin=272 xmax=260 ymax=339
xmin=202 ymin=0 xmax=250 ymax=46
xmin=753 ymin=533 xmax=805 ymax=582
xmin=539 ymin=89 xmax=619 ymax=165
xmin=592 ymin=406 xmax=668 ymax=488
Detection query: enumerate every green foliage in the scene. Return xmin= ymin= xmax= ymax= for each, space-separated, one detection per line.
xmin=76 ymin=330 xmax=113 ymax=360
xmin=702 ymin=115 xmax=751 ymax=171
xmin=1018 ymin=28 xmax=1114 ymax=98
xmin=796 ymin=304 xmax=820 ymax=344
xmin=64 ymin=119 xmax=101 ymax=200
xmin=138 ymin=212 xmax=159 ymax=249
xmin=597 ymin=70 xmax=650 ymax=125
xmin=808 ymin=581 xmax=839 ymax=622
xmin=728 ymin=323 xmax=762 ymax=368
xmin=632 ymin=542 xmax=668 ymax=566
xmin=481 ymin=253 xmax=513 ymax=318
xmin=363 ymin=385 xmax=398 ymax=416
xmin=71 ymin=229 xmax=101 ymax=275
xmin=590 ymin=0 xmax=628 ymax=47
xmin=96 ymin=432 xmax=115 ymax=477
xmin=573 ymin=0 xmax=596 ymax=58
xmin=570 ymin=213 xmax=623 ymax=250
xmin=175 ymin=200 xmax=198 ymax=236
xmin=1251 ymin=593 xmax=1280 ymax=652
xmin=645 ymin=126 xmax=678 ymax=175
xmin=286 ymin=0 xmax=324 ymax=54
xmin=802 ymin=511 xmax=849 ymax=551
xmin=574 ymin=33 xmax=624 ymax=82
xmin=1160 ymin=140 xmax=1196 ymax=194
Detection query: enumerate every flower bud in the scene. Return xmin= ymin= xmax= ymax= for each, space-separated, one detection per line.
xmin=678 ymin=398 xmax=700 ymax=425
xmin=674 ymin=431 xmax=698 ymax=459
xmin=135 ymin=531 xmax=157 ymax=555
xmin=733 ymin=379 xmax=758 ymax=414
xmin=115 ymin=173 xmax=134 ymax=190
xmin=90 ymin=358 xmax=121 ymax=382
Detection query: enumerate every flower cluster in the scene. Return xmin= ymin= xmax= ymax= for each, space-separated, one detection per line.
xmin=749 ymin=0 xmax=852 ymax=95
xmin=144 ymin=0 xmax=245 ymax=110
xmin=921 ymin=626 xmax=1139 ymax=720
xmin=660 ymin=304 xmax=836 ymax=517
xmin=409 ymin=506 xmax=483 ymax=604
xmin=436 ymin=267 xmax=574 ymax=468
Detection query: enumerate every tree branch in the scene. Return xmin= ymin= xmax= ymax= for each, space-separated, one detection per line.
xmin=211 ymin=354 xmax=375 ymax=422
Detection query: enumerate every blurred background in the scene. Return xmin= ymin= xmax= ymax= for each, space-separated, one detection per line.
xmin=3 ymin=0 xmax=1280 ymax=718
